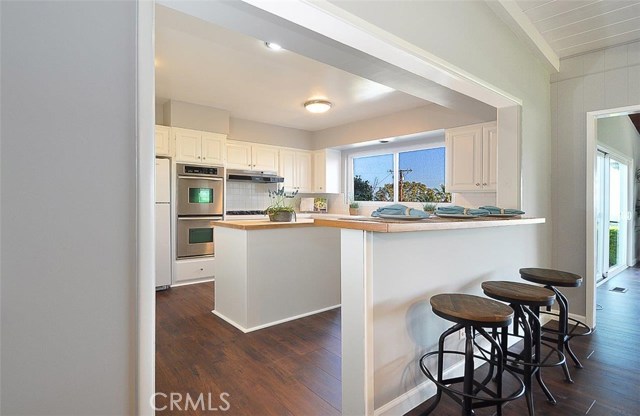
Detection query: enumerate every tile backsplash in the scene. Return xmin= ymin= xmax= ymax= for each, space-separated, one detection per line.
xmin=225 ymin=182 xmax=277 ymax=211
xmin=225 ymin=181 xmax=349 ymax=213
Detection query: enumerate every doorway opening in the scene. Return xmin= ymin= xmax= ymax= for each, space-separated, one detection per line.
xmin=595 ymin=148 xmax=630 ymax=284
xmin=139 ymin=2 xmax=524 ymax=414
xmin=586 ymin=105 xmax=640 ymax=329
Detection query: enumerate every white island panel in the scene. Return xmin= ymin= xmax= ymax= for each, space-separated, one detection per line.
xmin=214 ymin=225 xmax=341 ymax=332
xmin=214 ymin=227 xmax=248 ymax=328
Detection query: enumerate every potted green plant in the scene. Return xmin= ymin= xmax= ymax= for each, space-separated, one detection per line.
xmin=349 ymin=201 xmax=360 ymax=216
xmin=266 ymin=188 xmax=299 ymax=222
xmin=423 ymin=203 xmax=437 ymax=215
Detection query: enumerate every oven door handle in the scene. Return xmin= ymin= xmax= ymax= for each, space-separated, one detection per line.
xmin=177 ymin=216 xmax=222 ymax=221
xmin=178 ymin=176 xmax=223 ymax=181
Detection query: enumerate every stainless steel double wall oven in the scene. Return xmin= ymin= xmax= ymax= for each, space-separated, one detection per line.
xmin=176 ymin=163 xmax=224 ymax=258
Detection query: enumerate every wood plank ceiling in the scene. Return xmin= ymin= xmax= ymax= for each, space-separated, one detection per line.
xmin=516 ymin=0 xmax=640 ymax=58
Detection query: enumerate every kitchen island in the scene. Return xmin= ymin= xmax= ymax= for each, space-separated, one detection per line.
xmin=214 ymin=215 xmax=546 ymax=415
xmin=213 ymin=219 xmax=340 ymax=332
xmin=314 ymin=216 xmax=545 ymax=415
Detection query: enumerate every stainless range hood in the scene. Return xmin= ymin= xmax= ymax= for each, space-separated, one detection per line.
xmin=227 ymin=169 xmax=284 ymax=183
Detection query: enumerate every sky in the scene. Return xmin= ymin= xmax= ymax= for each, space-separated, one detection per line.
xmin=353 ymin=147 xmax=446 ymax=190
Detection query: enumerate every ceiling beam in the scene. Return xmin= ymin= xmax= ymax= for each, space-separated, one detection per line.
xmin=486 ymin=0 xmax=560 ymax=73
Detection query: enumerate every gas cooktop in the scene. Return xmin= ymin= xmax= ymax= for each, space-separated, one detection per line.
xmin=226 ymin=210 xmax=266 ymax=215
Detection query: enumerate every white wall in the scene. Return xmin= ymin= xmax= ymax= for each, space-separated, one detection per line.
xmin=551 ymin=41 xmax=640 ymax=314
xmin=164 ymin=99 xmax=230 ymax=133
xmin=312 ymin=104 xmax=492 ymax=149
xmin=1 ymin=2 xmax=136 ymax=414
xmin=229 ymin=117 xmax=313 ymax=149
xmin=597 ymin=115 xmax=640 ymax=161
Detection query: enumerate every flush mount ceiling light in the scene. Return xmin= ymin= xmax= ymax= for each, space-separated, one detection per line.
xmin=304 ymin=100 xmax=332 ymax=114
xmin=264 ymin=42 xmax=282 ymax=51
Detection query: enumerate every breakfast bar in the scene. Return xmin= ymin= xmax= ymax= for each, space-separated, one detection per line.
xmin=314 ymin=216 xmax=545 ymax=415
xmin=214 ymin=215 xmax=545 ymax=415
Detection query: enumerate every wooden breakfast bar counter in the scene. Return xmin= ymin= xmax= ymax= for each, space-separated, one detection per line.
xmin=214 ymin=216 xmax=546 ymax=415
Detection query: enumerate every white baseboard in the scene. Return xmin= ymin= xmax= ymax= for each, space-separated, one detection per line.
xmin=375 ymin=333 xmax=521 ymax=416
xmin=170 ymin=277 xmax=214 ymax=288
xmin=211 ymin=304 xmax=341 ymax=333
xmin=542 ymin=308 xmax=587 ymax=326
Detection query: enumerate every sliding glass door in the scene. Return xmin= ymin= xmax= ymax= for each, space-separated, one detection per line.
xmin=596 ymin=149 xmax=629 ymax=283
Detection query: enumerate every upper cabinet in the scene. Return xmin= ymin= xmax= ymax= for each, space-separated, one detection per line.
xmin=313 ymin=149 xmax=341 ymax=193
xmin=174 ymin=127 xmax=225 ymax=165
xmin=445 ymin=122 xmax=497 ymax=192
xmin=279 ymin=149 xmax=312 ymax=192
xmin=155 ymin=125 xmax=172 ymax=157
xmin=227 ymin=140 xmax=279 ymax=172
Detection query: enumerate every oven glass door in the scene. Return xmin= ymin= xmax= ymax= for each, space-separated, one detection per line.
xmin=177 ymin=176 xmax=223 ymax=216
xmin=177 ymin=217 xmax=218 ymax=258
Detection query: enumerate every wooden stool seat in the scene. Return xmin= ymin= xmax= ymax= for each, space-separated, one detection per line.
xmin=482 ymin=281 xmax=556 ymax=307
xmin=430 ymin=293 xmax=514 ymax=328
xmin=520 ymin=268 xmax=582 ymax=287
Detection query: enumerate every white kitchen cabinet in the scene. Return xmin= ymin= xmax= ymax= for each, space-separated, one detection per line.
xmin=174 ymin=257 xmax=215 ymax=284
xmin=226 ymin=140 xmax=279 ymax=172
xmin=482 ymin=124 xmax=498 ymax=191
xmin=313 ymin=149 xmax=341 ymax=193
xmin=201 ymin=132 xmax=225 ymax=164
xmin=445 ymin=122 xmax=497 ymax=192
xmin=155 ymin=125 xmax=171 ymax=157
xmin=226 ymin=141 xmax=252 ymax=168
xmin=174 ymin=127 xmax=226 ymax=165
xmin=279 ymin=149 xmax=312 ymax=192
xmin=252 ymin=145 xmax=279 ymax=172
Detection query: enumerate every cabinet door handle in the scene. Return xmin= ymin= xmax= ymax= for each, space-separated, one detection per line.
xmin=475 ymin=183 xmax=480 ymax=186
xmin=203 ymin=157 xmax=206 ymax=160
xmin=482 ymin=183 xmax=487 ymax=186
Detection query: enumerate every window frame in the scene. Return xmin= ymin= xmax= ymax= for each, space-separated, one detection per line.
xmin=346 ymin=136 xmax=451 ymax=209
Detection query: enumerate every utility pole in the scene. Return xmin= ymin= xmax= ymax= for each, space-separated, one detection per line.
xmin=393 ymin=168 xmax=412 ymax=201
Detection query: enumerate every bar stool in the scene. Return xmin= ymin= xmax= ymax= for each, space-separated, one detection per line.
xmin=520 ymin=268 xmax=592 ymax=383
xmin=481 ymin=281 xmax=566 ymax=416
xmin=419 ymin=294 xmax=524 ymax=416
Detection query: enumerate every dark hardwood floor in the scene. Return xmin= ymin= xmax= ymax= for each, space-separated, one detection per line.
xmin=156 ymin=269 xmax=640 ymax=415
xmin=156 ymin=282 xmax=341 ymax=415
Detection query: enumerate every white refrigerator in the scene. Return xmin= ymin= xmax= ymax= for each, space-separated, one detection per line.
xmin=155 ymin=158 xmax=172 ymax=288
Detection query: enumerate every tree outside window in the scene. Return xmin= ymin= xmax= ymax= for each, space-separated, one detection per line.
xmin=352 ymin=147 xmax=451 ymax=203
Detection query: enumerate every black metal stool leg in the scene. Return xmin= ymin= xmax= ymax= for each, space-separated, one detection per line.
xmin=552 ymin=288 xmax=584 ymax=369
xmin=528 ymin=306 xmax=556 ymax=404
xmin=420 ymin=324 xmax=462 ymax=415
xmin=463 ymin=325 xmax=475 ymax=416
xmin=546 ymin=286 xmax=575 ymax=382
xmin=514 ymin=304 xmax=534 ymax=416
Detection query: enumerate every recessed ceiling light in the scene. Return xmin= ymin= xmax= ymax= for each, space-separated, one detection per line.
xmin=265 ymin=42 xmax=282 ymax=51
xmin=304 ymin=100 xmax=332 ymax=114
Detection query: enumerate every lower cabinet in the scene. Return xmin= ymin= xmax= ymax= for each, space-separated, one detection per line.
xmin=174 ymin=257 xmax=215 ymax=284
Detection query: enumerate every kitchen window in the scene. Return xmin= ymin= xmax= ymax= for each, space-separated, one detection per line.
xmin=349 ymin=141 xmax=451 ymax=204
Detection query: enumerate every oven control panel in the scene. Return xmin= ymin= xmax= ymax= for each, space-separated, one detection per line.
xmin=178 ymin=164 xmax=224 ymax=178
